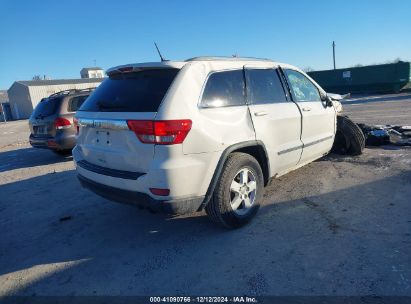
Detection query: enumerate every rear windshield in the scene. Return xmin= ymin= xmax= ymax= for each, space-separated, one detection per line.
xmin=31 ymin=97 xmax=61 ymax=118
xmin=79 ymin=69 xmax=179 ymax=112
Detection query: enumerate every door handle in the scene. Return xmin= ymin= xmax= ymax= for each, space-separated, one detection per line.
xmin=302 ymin=107 xmax=311 ymax=112
xmin=254 ymin=111 xmax=268 ymax=116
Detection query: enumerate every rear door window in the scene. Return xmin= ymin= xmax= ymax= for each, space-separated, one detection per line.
xmin=68 ymin=95 xmax=88 ymax=112
xmin=79 ymin=69 xmax=179 ymax=112
xmin=200 ymin=70 xmax=246 ymax=108
xmin=245 ymin=69 xmax=287 ymax=104
xmin=31 ymin=97 xmax=61 ymax=118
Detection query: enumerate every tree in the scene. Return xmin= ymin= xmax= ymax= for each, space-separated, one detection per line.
xmin=32 ymin=75 xmax=52 ymax=80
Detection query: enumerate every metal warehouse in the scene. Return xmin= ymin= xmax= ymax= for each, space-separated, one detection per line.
xmin=7 ymin=78 xmax=103 ymax=120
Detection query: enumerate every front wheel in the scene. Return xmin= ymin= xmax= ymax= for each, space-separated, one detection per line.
xmin=331 ymin=116 xmax=365 ymax=156
xmin=205 ymin=152 xmax=264 ymax=229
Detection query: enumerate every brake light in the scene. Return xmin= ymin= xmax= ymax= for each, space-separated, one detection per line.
xmin=54 ymin=117 xmax=72 ymax=130
xmin=118 ymin=66 xmax=133 ymax=73
xmin=127 ymin=120 xmax=192 ymax=145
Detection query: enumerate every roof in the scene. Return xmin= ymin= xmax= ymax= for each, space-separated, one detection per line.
xmin=0 ymin=90 xmax=8 ymax=103
xmin=15 ymin=78 xmax=104 ymax=87
xmin=185 ymin=56 xmax=273 ymax=62
xmin=81 ymin=67 xmax=104 ymax=72
xmin=106 ymin=57 xmax=278 ymax=74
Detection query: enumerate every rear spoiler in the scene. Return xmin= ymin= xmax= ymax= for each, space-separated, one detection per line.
xmin=106 ymin=62 xmax=185 ymax=76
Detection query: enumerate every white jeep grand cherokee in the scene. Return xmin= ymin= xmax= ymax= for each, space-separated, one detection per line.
xmin=74 ymin=56 xmax=338 ymax=228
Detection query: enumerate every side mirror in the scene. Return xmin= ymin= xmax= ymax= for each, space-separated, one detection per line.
xmin=325 ymin=96 xmax=333 ymax=107
xmin=320 ymin=92 xmax=333 ymax=107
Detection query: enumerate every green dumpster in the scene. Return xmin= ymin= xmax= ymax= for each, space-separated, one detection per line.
xmin=308 ymin=61 xmax=411 ymax=94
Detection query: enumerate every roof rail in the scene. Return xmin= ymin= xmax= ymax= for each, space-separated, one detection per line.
xmin=185 ymin=56 xmax=273 ymax=62
xmin=48 ymin=88 xmax=96 ymax=98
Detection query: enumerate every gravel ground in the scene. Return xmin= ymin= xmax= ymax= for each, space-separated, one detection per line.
xmin=343 ymin=92 xmax=411 ymax=126
xmin=0 ymin=120 xmax=30 ymax=149
xmin=0 ymin=94 xmax=410 ymax=296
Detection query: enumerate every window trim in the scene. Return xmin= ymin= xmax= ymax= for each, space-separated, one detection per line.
xmin=197 ymin=69 xmax=247 ymax=109
xmin=243 ymin=67 xmax=290 ymax=105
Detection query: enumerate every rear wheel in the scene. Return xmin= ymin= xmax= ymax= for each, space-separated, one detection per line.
xmin=205 ymin=152 xmax=264 ymax=229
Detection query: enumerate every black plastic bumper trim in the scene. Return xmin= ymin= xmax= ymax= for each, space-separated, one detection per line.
xmin=77 ymin=174 xmax=204 ymax=214
xmin=77 ymin=160 xmax=145 ymax=180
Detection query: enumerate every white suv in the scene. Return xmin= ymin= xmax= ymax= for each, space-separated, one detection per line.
xmin=74 ymin=56 xmax=337 ymax=228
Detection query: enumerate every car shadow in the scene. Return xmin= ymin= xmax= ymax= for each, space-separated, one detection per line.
xmin=0 ymin=147 xmax=72 ymax=173
xmin=1 ymin=168 xmax=411 ymax=296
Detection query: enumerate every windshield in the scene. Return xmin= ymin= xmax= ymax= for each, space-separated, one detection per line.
xmin=79 ymin=69 xmax=179 ymax=112
xmin=31 ymin=97 xmax=61 ymax=118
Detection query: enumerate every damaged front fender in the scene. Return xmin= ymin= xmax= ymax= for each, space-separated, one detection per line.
xmin=327 ymin=92 xmax=351 ymax=114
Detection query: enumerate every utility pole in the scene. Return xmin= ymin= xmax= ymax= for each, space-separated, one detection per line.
xmin=332 ymin=41 xmax=336 ymax=70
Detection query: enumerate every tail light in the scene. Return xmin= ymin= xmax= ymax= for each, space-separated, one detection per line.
xmin=73 ymin=117 xmax=79 ymax=134
xmin=149 ymin=188 xmax=170 ymax=196
xmin=127 ymin=120 xmax=192 ymax=145
xmin=54 ymin=117 xmax=71 ymax=130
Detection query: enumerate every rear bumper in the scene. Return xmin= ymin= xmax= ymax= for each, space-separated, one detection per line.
xmin=77 ymin=174 xmax=204 ymax=215
xmin=29 ymin=133 xmax=75 ymax=150
xmin=29 ymin=135 xmax=52 ymax=149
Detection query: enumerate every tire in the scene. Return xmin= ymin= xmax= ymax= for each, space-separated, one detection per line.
xmin=331 ymin=130 xmax=350 ymax=155
xmin=205 ymin=152 xmax=264 ymax=229
xmin=332 ymin=116 xmax=365 ymax=155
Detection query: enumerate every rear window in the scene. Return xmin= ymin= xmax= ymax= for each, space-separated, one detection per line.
xmin=79 ymin=69 xmax=179 ymax=112
xmin=200 ymin=70 xmax=245 ymax=108
xmin=31 ymin=97 xmax=61 ymax=118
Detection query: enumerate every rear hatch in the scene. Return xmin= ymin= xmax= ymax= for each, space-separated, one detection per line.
xmin=75 ymin=68 xmax=180 ymax=173
xmin=29 ymin=97 xmax=62 ymax=137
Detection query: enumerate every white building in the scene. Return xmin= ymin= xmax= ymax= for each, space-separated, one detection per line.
xmin=80 ymin=67 xmax=105 ymax=79
xmin=7 ymin=78 xmax=103 ymax=120
xmin=0 ymin=90 xmax=11 ymax=121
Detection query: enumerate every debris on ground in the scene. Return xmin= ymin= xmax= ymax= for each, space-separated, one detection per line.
xmin=357 ymin=124 xmax=411 ymax=146
xmin=332 ymin=116 xmax=365 ymax=155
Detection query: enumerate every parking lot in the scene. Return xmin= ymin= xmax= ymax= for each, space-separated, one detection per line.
xmin=1 ymin=94 xmax=410 ymax=296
